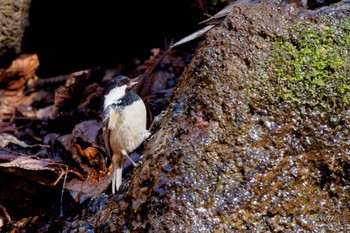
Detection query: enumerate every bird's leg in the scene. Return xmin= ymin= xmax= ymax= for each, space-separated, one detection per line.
xmin=122 ymin=151 xmax=138 ymax=167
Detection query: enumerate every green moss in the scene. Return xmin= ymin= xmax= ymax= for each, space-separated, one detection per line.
xmin=263 ymin=19 xmax=350 ymax=112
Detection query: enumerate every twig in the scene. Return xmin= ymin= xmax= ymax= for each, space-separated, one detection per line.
xmin=0 ymin=204 xmax=12 ymax=223
xmin=60 ymin=165 xmax=68 ymax=217
xmin=31 ymin=75 xmax=69 ymax=89
xmin=143 ymin=40 xmax=174 ymax=79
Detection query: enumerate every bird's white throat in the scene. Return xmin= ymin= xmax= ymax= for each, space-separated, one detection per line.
xmin=104 ymin=85 xmax=127 ymax=109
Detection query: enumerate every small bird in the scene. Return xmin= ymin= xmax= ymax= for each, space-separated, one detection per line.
xmin=102 ymin=75 xmax=150 ymax=194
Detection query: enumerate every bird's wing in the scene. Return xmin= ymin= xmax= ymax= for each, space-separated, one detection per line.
xmin=103 ymin=117 xmax=112 ymax=158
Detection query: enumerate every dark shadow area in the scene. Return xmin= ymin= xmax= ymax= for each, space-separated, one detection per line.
xmin=21 ymin=0 xmax=204 ymax=77
xmin=307 ymin=0 xmax=342 ymax=9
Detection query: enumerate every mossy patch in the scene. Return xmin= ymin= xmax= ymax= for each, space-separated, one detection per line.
xmin=262 ymin=19 xmax=350 ymax=113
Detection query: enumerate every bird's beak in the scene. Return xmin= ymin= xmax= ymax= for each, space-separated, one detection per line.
xmin=128 ymin=76 xmax=144 ymax=93
xmin=128 ymin=80 xmax=139 ymax=88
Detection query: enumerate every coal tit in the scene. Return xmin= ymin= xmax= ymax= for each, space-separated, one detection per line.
xmin=102 ymin=75 xmax=150 ymax=194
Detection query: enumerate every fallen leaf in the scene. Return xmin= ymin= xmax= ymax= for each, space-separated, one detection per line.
xmin=51 ymin=70 xmax=102 ymax=118
xmin=65 ymin=176 xmax=111 ymax=203
xmin=68 ymin=119 xmax=103 ymax=147
xmin=77 ymin=82 xmax=103 ymax=110
xmin=0 ymin=116 xmax=16 ymax=134
xmin=73 ymin=144 xmax=97 ymax=161
xmin=0 ymin=54 xmax=39 ymax=90
xmin=0 ymin=153 xmax=84 ymax=187
xmin=15 ymin=90 xmax=54 ymax=119
xmin=0 ymin=133 xmax=49 ymax=148
xmin=0 ymin=156 xmax=56 ymax=171
xmin=50 ymin=70 xmax=88 ymax=118
xmin=140 ymin=70 xmax=172 ymax=97
xmin=135 ymin=48 xmax=185 ymax=98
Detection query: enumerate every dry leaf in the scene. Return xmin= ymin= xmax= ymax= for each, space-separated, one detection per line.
xmin=65 ymin=176 xmax=111 ymax=203
xmin=140 ymin=71 xmax=172 ymax=97
xmin=0 ymin=117 xmax=16 ymax=134
xmin=0 ymin=54 xmax=40 ymax=118
xmin=17 ymin=104 xmax=53 ymax=119
xmin=15 ymin=90 xmax=54 ymax=119
xmin=0 ymin=133 xmax=48 ymax=148
xmin=51 ymin=70 xmax=91 ymax=118
xmin=50 ymin=69 xmax=103 ymax=118
xmin=0 ymin=54 xmax=39 ymax=89
xmin=77 ymin=82 xmax=103 ymax=109
xmin=68 ymin=119 xmax=103 ymax=147
xmin=0 ymin=156 xmax=56 ymax=171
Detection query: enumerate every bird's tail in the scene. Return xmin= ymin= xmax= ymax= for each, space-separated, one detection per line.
xmin=112 ymin=166 xmax=123 ymax=194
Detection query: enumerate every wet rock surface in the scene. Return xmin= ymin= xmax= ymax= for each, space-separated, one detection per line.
xmin=44 ymin=0 xmax=350 ymax=232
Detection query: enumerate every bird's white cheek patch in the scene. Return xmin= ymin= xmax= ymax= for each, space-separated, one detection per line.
xmin=104 ymin=86 xmax=127 ymax=108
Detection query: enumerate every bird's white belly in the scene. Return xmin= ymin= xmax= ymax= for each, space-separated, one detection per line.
xmin=108 ymin=99 xmax=148 ymax=153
